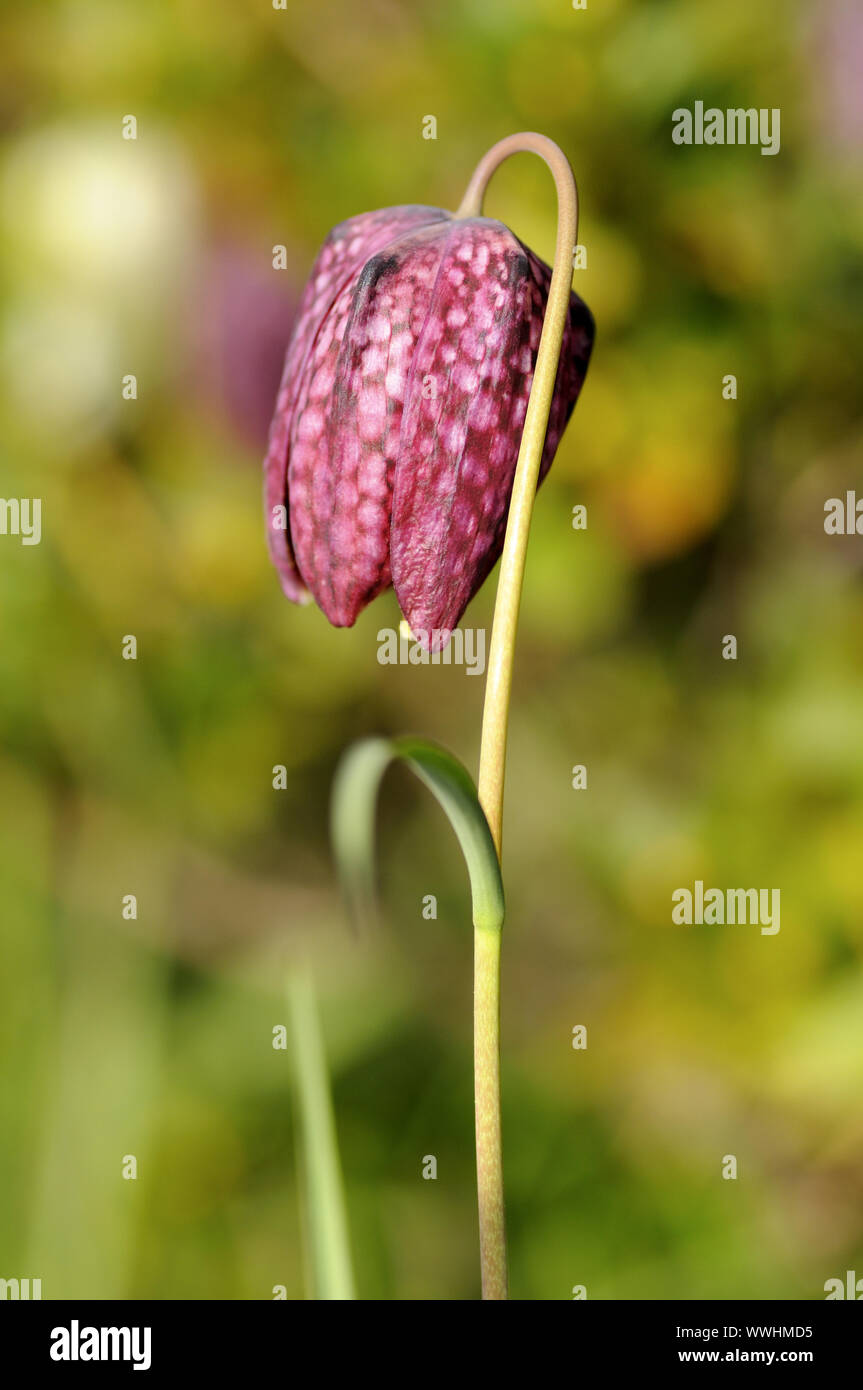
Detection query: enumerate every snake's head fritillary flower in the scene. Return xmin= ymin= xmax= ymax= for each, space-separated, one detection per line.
xmin=264 ymin=204 xmax=593 ymax=645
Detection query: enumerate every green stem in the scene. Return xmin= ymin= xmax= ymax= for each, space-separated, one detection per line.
xmin=474 ymin=925 xmax=505 ymax=1297
xmin=459 ymin=132 xmax=580 ymax=1300
xmin=288 ymin=965 xmax=356 ymax=1299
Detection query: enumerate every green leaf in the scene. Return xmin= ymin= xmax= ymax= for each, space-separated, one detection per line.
xmin=330 ymin=736 xmax=505 ymax=935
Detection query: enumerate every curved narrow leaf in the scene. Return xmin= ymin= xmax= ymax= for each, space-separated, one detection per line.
xmin=330 ymin=735 xmax=505 ymax=935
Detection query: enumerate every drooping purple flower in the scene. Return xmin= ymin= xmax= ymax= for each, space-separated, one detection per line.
xmin=264 ymin=204 xmax=593 ymax=642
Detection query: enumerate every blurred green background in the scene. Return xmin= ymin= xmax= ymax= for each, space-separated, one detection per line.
xmin=2 ymin=0 xmax=863 ymax=1300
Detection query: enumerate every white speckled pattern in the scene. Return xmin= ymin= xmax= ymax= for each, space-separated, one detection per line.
xmin=263 ymin=205 xmax=448 ymax=600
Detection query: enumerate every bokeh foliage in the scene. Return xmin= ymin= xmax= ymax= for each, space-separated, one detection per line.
xmin=1 ymin=0 xmax=862 ymax=1299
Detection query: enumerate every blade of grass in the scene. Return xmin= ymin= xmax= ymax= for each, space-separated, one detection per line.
xmin=287 ymin=965 xmax=356 ymax=1300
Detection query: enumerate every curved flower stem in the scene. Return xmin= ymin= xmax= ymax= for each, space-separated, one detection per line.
xmin=458 ymin=133 xmax=580 ymax=1300
xmin=462 ymin=132 xmax=579 ymax=850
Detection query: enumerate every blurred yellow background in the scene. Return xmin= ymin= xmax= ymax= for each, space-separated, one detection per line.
xmin=1 ymin=0 xmax=862 ymax=1299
